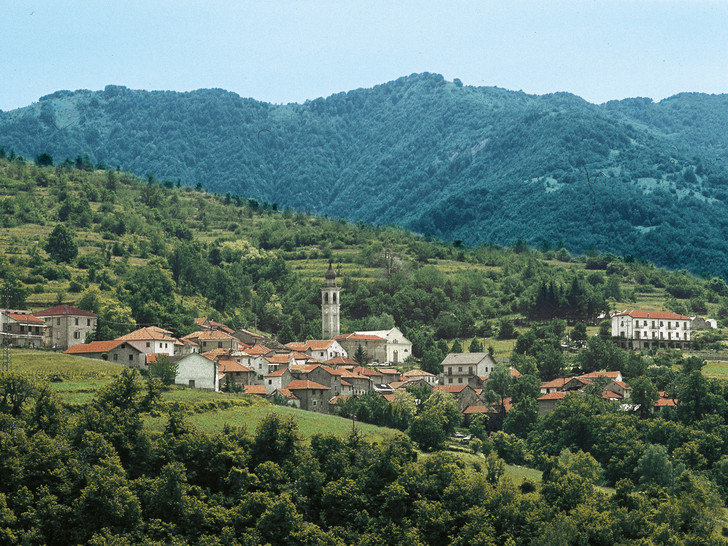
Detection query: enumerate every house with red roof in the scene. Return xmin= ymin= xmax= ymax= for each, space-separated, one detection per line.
xmin=264 ymin=367 xmax=293 ymax=394
xmin=116 ymin=326 xmax=179 ymax=356
xmin=285 ymin=339 xmax=348 ymax=361
xmin=433 ymin=384 xmax=481 ymax=412
xmin=612 ymin=309 xmax=691 ymax=350
xmin=1 ymin=309 xmax=48 ymax=348
xmin=285 ymin=380 xmax=331 ymax=413
xmin=34 ymin=304 xmax=97 ymax=350
xmin=217 ymin=359 xmax=256 ymax=386
xmin=182 ymin=330 xmax=241 ymax=352
xmin=65 ymin=339 xmax=146 ymax=367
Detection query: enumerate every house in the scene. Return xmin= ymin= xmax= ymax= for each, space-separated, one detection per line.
xmin=290 ymin=364 xmax=345 ymax=396
xmin=334 ymin=333 xmax=388 ymax=364
xmin=116 ymin=326 xmax=179 ymax=356
xmin=65 ymin=340 xmax=146 ymax=367
xmin=233 ymin=327 xmax=265 ymax=346
xmin=540 ymin=377 xmax=571 ymax=395
xmin=243 ymin=384 xmax=268 ymax=397
xmin=375 ymin=368 xmax=401 ymax=384
xmin=433 ymin=384 xmax=481 ymax=412
xmin=285 ymin=339 xmax=348 ymax=361
xmin=182 ymin=330 xmax=241 ymax=352
xmin=537 ymin=391 xmax=569 ymax=414
xmin=264 ymin=367 xmax=293 ymax=394
xmin=174 ymin=353 xmax=219 ymax=391
xmin=353 ymin=327 xmax=412 ymax=364
xmin=612 ymin=310 xmax=691 ymax=350
xmin=577 ymin=371 xmax=623 ymax=383
xmin=402 ymin=369 xmax=438 ymax=386
xmin=285 ymin=380 xmax=331 ymax=413
xmin=691 ymin=316 xmax=717 ymax=330
xmin=34 ymin=304 xmax=98 ymax=350
xmin=268 ymin=388 xmax=300 ymax=407
xmin=1 ymin=309 xmax=47 ymax=348
xmin=463 ymin=405 xmax=490 ymax=426
xmin=440 ymin=352 xmax=497 ymax=387
xmin=218 ymin=359 xmax=256 ymax=386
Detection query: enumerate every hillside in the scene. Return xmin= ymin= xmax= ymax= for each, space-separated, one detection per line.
xmin=2 ymin=74 xmax=728 ymax=275
xmin=2 ymin=155 xmax=728 ymax=362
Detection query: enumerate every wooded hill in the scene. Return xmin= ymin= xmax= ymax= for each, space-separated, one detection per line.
xmin=2 ymin=73 xmax=728 ymax=276
xmin=2 ymin=154 xmax=728 ymax=367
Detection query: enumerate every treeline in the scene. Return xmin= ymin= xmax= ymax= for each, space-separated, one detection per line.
xmin=2 ymin=75 xmax=728 ymax=276
xmin=0 ymin=370 xmax=724 ymax=544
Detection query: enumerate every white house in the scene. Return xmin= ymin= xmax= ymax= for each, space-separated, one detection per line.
xmin=612 ymin=310 xmax=691 ymax=350
xmin=440 ymin=352 xmax=498 ymax=386
xmin=116 ymin=326 xmax=179 ymax=356
xmin=353 ymin=327 xmax=412 ymax=364
xmin=174 ymin=353 xmax=219 ymax=391
xmin=285 ymin=339 xmax=348 ymax=361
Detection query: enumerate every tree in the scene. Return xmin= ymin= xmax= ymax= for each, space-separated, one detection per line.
xmin=630 ymin=376 xmax=659 ymax=419
xmin=497 ymin=318 xmax=516 ymax=340
xmin=577 ymin=335 xmax=623 ymax=374
xmin=353 ymin=344 xmax=369 ymax=366
xmin=571 ymin=322 xmax=587 ymax=342
xmin=46 ymin=223 xmax=77 ymax=263
xmin=149 ymin=354 xmax=179 ymax=386
xmin=35 ymin=153 xmax=53 ymax=166
xmin=485 ymin=363 xmax=513 ymax=424
xmin=451 ymin=339 xmax=463 ymax=353
xmin=468 ymin=337 xmax=484 ymax=353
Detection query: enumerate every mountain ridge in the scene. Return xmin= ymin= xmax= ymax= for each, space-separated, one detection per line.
xmin=2 ymin=73 xmax=728 ymax=275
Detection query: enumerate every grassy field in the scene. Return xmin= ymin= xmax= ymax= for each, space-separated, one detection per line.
xmin=144 ymin=402 xmax=399 ymax=444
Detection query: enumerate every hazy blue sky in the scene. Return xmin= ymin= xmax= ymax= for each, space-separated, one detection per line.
xmin=2 ymin=1 xmax=726 ymax=111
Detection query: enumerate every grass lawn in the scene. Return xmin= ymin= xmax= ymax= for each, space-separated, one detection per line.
xmin=702 ymin=360 xmax=728 ymax=380
xmin=145 ymin=403 xmax=399 ymax=444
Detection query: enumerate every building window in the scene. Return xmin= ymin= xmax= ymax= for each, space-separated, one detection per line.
xmin=668 ymin=322 xmax=671 ymax=329
xmin=129 ymin=354 xmax=133 ymax=361
xmin=313 ymin=400 xmax=317 ymax=406
xmin=448 ymin=377 xmax=453 ymax=384
xmin=189 ymin=380 xmax=195 ymax=388
xmin=458 ymin=377 xmax=463 ymax=384
xmin=468 ymin=366 xmax=473 ymax=374
xmin=87 ymin=319 xmax=91 ymax=326
xmin=74 ymin=331 xmax=80 ymax=339
xmin=218 ymin=342 xmax=223 ymax=348
xmin=146 ymin=342 xmax=151 ymax=348
xmin=57 ymin=318 xmax=61 ymax=326
xmin=75 ymin=318 xmax=79 ymax=326
xmin=660 ymin=321 xmax=663 ymax=327
xmin=458 ymin=367 xmax=462 ymax=372
xmin=113 ymin=354 xmax=118 ymax=361
xmin=652 ymin=321 xmax=655 ymax=328
xmin=268 ymin=380 xmax=272 ymax=384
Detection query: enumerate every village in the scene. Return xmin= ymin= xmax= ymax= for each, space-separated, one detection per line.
xmin=2 ymin=263 xmax=713 ymax=423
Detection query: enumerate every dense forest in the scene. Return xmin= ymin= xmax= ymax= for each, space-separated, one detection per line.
xmin=1 ymin=74 xmax=728 ymax=276
xmin=0 ymin=366 xmax=725 ymax=545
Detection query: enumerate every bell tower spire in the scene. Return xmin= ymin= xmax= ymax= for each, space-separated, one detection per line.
xmin=321 ymin=262 xmax=340 ymax=339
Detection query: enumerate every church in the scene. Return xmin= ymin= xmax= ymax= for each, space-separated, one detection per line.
xmin=321 ymin=264 xmax=412 ymax=364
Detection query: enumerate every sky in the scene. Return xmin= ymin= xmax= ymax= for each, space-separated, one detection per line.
xmin=1 ymin=0 xmax=727 ymax=111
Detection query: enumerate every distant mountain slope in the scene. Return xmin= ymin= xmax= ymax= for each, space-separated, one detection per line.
xmin=2 ymin=73 xmax=728 ymax=276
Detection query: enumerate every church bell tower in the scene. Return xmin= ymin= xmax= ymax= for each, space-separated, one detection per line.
xmin=321 ymin=263 xmax=340 ymax=339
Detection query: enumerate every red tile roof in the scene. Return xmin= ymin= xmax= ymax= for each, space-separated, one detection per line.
xmin=183 ymin=330 xmax=238 ymax=341
xmin=538 ymin=391 xmax=569 ymax=401
xmin=655 ymin=398 xmax=677 ymax=407
xmin=614 ymin=310 xmax=690 ymax=320
xmin=265 ymin=368 xmax=289 ymax=377
xmin=7 ymin=313 xmax=45 ymax=323
xmin=541 ymin=377 xmax=572 ymax=390
xmin=275 ymin=388 xmax=298 ymax=400
xmin=402 ymin=369 xmax=435 ymax=378
xmin=463 ymin=405 xmax=489 ymax=414
xmin=65 ymin=340 xmax=126 ymax=354
xmin=243 ymin=385 xmax=267 ymax=395
xmin=218 ymin=360 xmax=253 ymax=373
xmin=35 ymin=304 xmax=97 ymax=317
xmin=116 ymin=327 xmax=178 ymax=342
xmin=244 ymin=344 xmax=272 ymax=356
xmin=352 ymin=366 xmax=383 ymax=377
xmin=334 ymin=333 xmax=386 ymax=342
xmin=325 ymin=356 xmax=358 ymax=366
xmin=435 ymin=384 xmax=469 ymax=393
xmin=578 ymin=371 xmax=621 ymax=381
xmin=286 ymin=380 xmax=330 ymax=390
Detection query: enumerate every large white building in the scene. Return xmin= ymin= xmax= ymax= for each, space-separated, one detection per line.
xmin=612 ymin=310 xmax=691 ymax=350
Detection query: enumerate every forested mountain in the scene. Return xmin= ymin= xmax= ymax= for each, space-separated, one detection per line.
xmin=2 ymin=73 xmax=728 ymax=276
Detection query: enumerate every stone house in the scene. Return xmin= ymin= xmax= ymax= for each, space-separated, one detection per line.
xmin=65 ymin=340 xmax=146 ymax=367
xmin=433 ymin=384 xmax=482 ymax=412
xmin=352 ymin=327 xmax=412 ymax=364
xmin=34 ymin=304 xmax=98 ymax=350
xmin=285 ymin=380 xmax=331 ymax=413
xmin=264 ymin=367 xmax=293 ymax=394
xmin=182 ymin=330 xmax=241 ymax=352
xmin=218 ymin=359 xmax=256 ymax=386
